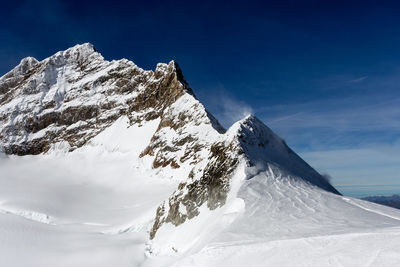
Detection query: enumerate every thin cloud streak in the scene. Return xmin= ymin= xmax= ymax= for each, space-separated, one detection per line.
xmin=299 ymin=142 xmax=400 ymax=187
xmin=197 ymin=84 xmax=253 ymax=128
xmin=255 ymin=95 xmax=400 ymax=189
xmin=219 ymin=97 xmax=253 ymax=127
xmin=348 ymin=76 xmax=368 ymax=83
xmin=257 ymin=96 xmax=400 ymax=149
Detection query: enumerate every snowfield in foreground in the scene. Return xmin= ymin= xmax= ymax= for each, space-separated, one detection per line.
xmin=1 ymin=43 xmax=400 ymax=266
xmin=0 ymin=118 xmax=400 ymax=267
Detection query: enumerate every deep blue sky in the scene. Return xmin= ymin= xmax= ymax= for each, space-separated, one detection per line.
xmin=1 ymin=0 xmax=400 ymax=193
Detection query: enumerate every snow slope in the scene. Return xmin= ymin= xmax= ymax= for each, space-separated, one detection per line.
xmin=171 ymin=168 xmax=400 ymax=266
xmin=1 ymin=44 xmax=400 ymax=266
xmin=1 ymin=117 xmax=400 ymax=267
xmin=0 ymin=117 xmax=178 ymax=266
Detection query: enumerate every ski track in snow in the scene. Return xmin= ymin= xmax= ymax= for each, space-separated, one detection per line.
xmin=342 ymin=197 xmax=400 ymax=222
xmin=0 ymin=205 xmax=114 ymax=228
xmin=0 ymin=206 xmax=54 ymax=225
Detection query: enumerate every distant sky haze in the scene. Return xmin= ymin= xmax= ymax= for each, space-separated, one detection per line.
xmin=1 ymin=0 xmax=399 ymax=194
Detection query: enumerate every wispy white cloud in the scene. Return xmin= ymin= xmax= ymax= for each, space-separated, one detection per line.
xmin=255 ymin=95 xmax=400 ymax=190
xmin=219 ymin=96 xmax=253 ymax=127
xmin=347 ymin=76 xmax=368 ymax=83
xmin=263 ymin=97 xmax=400 ymax=131
xmin=299 ymin=142 xmax=400 ymax=188
xmin=257 ymin=96 xmax=400 ymax=149
xmin=197 ymin=84 xmax=253 ymax=128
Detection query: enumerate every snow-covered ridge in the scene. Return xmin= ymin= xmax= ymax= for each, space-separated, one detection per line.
xmin=0 ymin=43 xmax=216 ymax=158
xmin=0 ymin=43 xmax=368 ymax=264
xmin=233 ymin=115 xmax=339 ymax=194
xmin=1 ymin=44 xmax=400 ymax=266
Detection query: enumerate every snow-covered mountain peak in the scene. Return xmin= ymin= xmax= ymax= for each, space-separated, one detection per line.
xmin=44 ymin=42 xmax=103 ymax=68
xmin=17 ymin=56 xmax=39 ymax=73
xmin=0 ymin=56 xmax=39 ymax=88
xmin=1 ymin=43 xmax=343 ymax=258
xmin=154 ymin=60 xmax=191 ymax=92
xmin=68 ymin=42 xmax=97 ymax=53
xmin=227 ymin=114 xmax=274 ymax=138
xmin=224 ymin=113 xmax=340 ymax=194
xmin=0 ymin=44 xmax=202 ymax=155
xmin=235 ymin=113 xmax=287 ymax=151
xmin=238 ymin=113 xmax=270 ymax=129
xmin=56 ymin=42 xmax=99 ymax=59
xmin=2 ymin=44 xmax=400 ymax=267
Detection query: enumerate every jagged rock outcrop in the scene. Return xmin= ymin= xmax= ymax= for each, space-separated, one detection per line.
xmin=150 ymin=138 xmax=241 ymax=239
xmin=0 ymin=43 xmax=213 ymax=158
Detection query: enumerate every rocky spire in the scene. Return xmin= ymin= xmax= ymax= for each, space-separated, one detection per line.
xmin=0 ymin=44 xmax=216 ymax=155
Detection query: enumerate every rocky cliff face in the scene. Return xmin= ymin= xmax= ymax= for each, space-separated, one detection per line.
xmin=0 ymin=43 xmax=212 ymax=157
xmin=0 ymin=43 xmax=340 ymax=244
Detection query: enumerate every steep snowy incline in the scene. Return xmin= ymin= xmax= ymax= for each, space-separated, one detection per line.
xmin=170 ymin=167 xmax=400 ymax=267
xmin=148 ymin=114 xmax=341 ymax=255
xmin=148 ymin=114 xmax=400 ymax=264
xmin=2 ymin=43 xmax=399 ymax=267
xmin=231 ymin=115 xmax=339 ymax=194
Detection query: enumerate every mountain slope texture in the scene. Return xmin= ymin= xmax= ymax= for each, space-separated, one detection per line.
xmin=1 ymin=43 xmax=400 ymax=267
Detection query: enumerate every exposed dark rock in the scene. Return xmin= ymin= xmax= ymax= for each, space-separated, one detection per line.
xmin=150 ymin=140 xmax=240 ymax=239
xmin=0 ymin=44 xmax=203 ymax=156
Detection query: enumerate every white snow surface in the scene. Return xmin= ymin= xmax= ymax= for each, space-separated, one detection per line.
xmin=1 ymin=44 xmax=400 ymax=266
xmin=171 ymin=167 xmax=400 ymax=266
xmin=0 ymin=117 xmax=177 ymax=266
xmin=0 ymin=115 xmax=400 ymax=266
